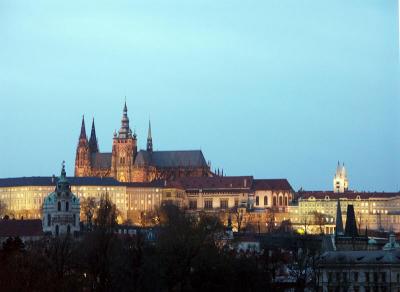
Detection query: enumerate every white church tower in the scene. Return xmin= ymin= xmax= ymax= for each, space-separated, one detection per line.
xmin=43 ymin=162 xmax=80 ymax=236
xmin=333 ymin=161 xmax=349 ymax=193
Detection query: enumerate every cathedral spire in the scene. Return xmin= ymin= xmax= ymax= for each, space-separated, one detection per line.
xmin=147 ymin=119 xmax=153 ymax=152
xmin=89 ymin=117 xmax=99 ymax=153
xmin=335 ymin=199 xmax=344 ymax=236
xmin=118 ymin=99 xmax=131 ymax=139
xmin=79 ymin=115 xmax=87 ymax=140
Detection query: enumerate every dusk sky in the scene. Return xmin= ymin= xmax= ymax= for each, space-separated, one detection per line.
xmin=0 ymin=1 xmax=399 ymax=191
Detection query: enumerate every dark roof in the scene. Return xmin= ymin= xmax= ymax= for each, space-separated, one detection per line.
xmin=134 ymin=150 xmax=208 ymax=168
xmin=298 ymin=191 xmax=400 ymax=200
xmin=253 ymin=179 xmax=293 ymax=191
xmin=0 ymin=219 xmax=43 ymax=237
xmin=318 ymin=250 xmax=400 ymax=265
xmin=91 ymin=152 xmax=112 ymax=169
xmin=125 ymin=180 xmax=166 ymax=188
xmin=176 ymin=176 xmax=253 ymax=192
xmin=0 ymin=176 xmax=122 ymax=187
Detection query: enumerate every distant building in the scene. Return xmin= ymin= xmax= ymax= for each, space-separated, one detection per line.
xmin=333 ymin=161 xmax=348 ymax=193
xmin=0 ymin=219 xmax=43 ymax=244
xmin=74 ymin=102 xmax=212 ymax=182
xmin=42 ymin=163 xmax=80 ymax=236
xmin=290 ymin=163 xmax=400 ymax=234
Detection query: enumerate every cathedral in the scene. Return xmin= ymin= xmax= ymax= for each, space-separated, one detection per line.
xmin=75 ymin=102 xmax=212 ymax=182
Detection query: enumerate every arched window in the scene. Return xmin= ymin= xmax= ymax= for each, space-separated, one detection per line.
xmin=279 ymin=196 xmax=283 ymax=206
xmin=264 ymin=196 xmax=268 ymax=206
xmin=55 ymin=225 xmax=59 ymax=236
xmin=47 ymin=214 xmax=51 ymax=227
xmin=67 ymin=225 xmax=71 ymax=234
xmin=255 ymin=196 xmax=259 ymax=206
xmin=66 ymin=201 xmax=69 ymax=212
xmin=284 ymin=196 xmax=288 ymax=206
xmin=273 ymin=197 xmax=277 ymax=206
xmin=57 ymin=201 xmax=61 ymax=211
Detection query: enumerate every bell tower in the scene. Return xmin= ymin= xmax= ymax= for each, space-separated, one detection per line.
xmin=74 ymin=116 xmax=91 ymax=176
xmin=111 ymin=101 xmax=137 ymax=182
xmin=333 ymin=161 xmax=349 ymax=193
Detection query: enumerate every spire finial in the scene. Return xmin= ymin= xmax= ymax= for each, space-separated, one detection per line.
xmin=89 ymin=117 xmax=99 ymax=153
xmin=61 ymin=161 xmax=66 ymax=178
xmin=79 ymin=115 xmax=87 ymax=139
xmin=147 ymin=119 xmax=153 ymax=152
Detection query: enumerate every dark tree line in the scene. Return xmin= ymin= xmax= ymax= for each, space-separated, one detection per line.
xmin=0 ymin=197 xmax=317 ymax=292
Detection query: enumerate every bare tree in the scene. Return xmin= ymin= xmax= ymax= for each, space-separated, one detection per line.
xmin=0 ymin=200 xmax=7 ymax=219
xmin=81 ymin=196 xmax=97 ymax=230
xmin=230 ymin=206 xmax=245 ymax=232
xmin=311 ymin=211 xmax=325 ymax=234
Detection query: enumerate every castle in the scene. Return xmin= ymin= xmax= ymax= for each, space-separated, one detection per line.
xmin=75 ymin=102 xmax=212 ymax=182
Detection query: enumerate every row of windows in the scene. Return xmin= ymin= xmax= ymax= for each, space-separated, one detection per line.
xmin=189 ymin=199 xmax=239 ymax=210
xmin=255 ymin=196 xmax=289 ymax=207
xmin=327 ymin=271 xmax=398 ymax=283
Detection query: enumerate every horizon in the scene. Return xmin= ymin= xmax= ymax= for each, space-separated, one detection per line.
xmin=0 ymin=1 xmax=399 ymax=192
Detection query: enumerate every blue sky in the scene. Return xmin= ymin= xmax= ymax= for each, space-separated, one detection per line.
xmin=0 ymin=0 xmax=399 ymax=191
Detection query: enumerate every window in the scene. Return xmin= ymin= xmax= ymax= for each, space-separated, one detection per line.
xmin=284 ymin=196 xmax=288 ymax=206
xmin=73 ymin=214 xmax=76 ymax=226
xmin=67 ymin=225 xmax=71 ymax=234
xmin=234 ymin=199 xmax=239 ymax=207
xmin=381 ymin=272 xmax=386 ymax=282
xmin=47 ymin=214 xmax=51 ymax=227
xmin=58 ymin=201 xmax=61 ymax=211
xmin=55 ymin=225 xmax=59 ymax=236
xmin=255 ymin=196 xmax=259 ymax=206
xmin=328 ymin=272 xmax=333 ymax=282
xmin=166 ymin=192 xmax=171 ymax=198
xmin=273 ymin=197 xmax=277 ymax=206
xmin=220 ymin=199 xmax=228 ymax=209
xmin=66 ymin=201 xmax=69 ymax=212
xmin=264 ymin=196 xmax=268 ymax=206
xmin=279 ymin=196 xmax=283 ymax=206
xmin=373 ymin=272 xmax=378 ymax=282
xmin=204 ymin=200 xmax=213 ymax=209
xmin=354 ymin=272 xmax=358 ymax=282
xmin=189 ymin=200 xmax=197 ymax=210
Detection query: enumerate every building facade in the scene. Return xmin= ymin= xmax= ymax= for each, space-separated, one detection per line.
xmin=42 ymin=164 xmax=80 ymax=236
xmin=75 ymin=102 xmax=212 ymax=182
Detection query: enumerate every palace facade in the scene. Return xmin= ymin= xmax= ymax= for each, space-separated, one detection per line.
xmin=75 ymin=101 xmax=212 ymax=182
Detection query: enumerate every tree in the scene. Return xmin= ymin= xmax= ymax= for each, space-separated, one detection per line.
xmin=0 ymin=200 xmax=8 ymax=219
xmin=311 ymin=211 xmax=325 ymax=234
xmin=230 ymin=206 xmax=245 ymax=232
xmin=81 ymin=196 xmax=97 ymax=230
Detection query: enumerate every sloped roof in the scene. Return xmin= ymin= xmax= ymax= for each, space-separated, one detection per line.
xmin=176 ymin=176 xmax=253 ymax=193
xmin=0 ymin=219 xmax=43 ymax=237
xmin=318 ymin=250 xmax=400 ymax=265
xmin=91 ymin=152 xmax=112 ymax=169
xmin=134 ymin=150 xmax=208 ymax=168
xmin=298 ymin=191 xmax=400 ymax=200
xmin=253 ymin=179 xmax=293 ymax=191
xmin=0 ymin=176 xmax=122 ymax=187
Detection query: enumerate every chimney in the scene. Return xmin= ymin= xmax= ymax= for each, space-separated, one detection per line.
xmin=244 ymin=179 xmax=247 ymax=188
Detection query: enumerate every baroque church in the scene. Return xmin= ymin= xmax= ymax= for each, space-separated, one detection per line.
xmin=75 ymin=102 xmax=212 ymax=182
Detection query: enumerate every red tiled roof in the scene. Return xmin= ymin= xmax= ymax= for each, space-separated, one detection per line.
xmin=298 ymin=191 xmax=400 ymax=200
xmin=252 ymin=179 xmax=293 ymax=191
xmin=0 ymin=219 xmax=43 ymax=237
xmin=175 ymin=176 xmax=253 ymax=191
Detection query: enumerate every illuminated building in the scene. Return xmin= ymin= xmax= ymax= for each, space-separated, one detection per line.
xmin=75 ymin=102 xmax=212 ymax=182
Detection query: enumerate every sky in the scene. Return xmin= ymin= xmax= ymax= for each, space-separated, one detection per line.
xmin=0 ymin=0 xmax=399 ymax=191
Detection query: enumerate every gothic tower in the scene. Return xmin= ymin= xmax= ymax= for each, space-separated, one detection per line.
xmin=333 ymin=161 xmax=349 ymax=193
xmin=89 ymin=118 xmax=99 ymax=154
xmin=147 ymin=119 xmax=153 ymax=152
xmin=111 ymin=101 xmax=137 ymax=182
xmin=74 ymin=116 xmax=91 ymax=176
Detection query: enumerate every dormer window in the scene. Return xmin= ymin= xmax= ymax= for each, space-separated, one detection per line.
xmin=325 ymin=196 xmax=330 ymax=200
